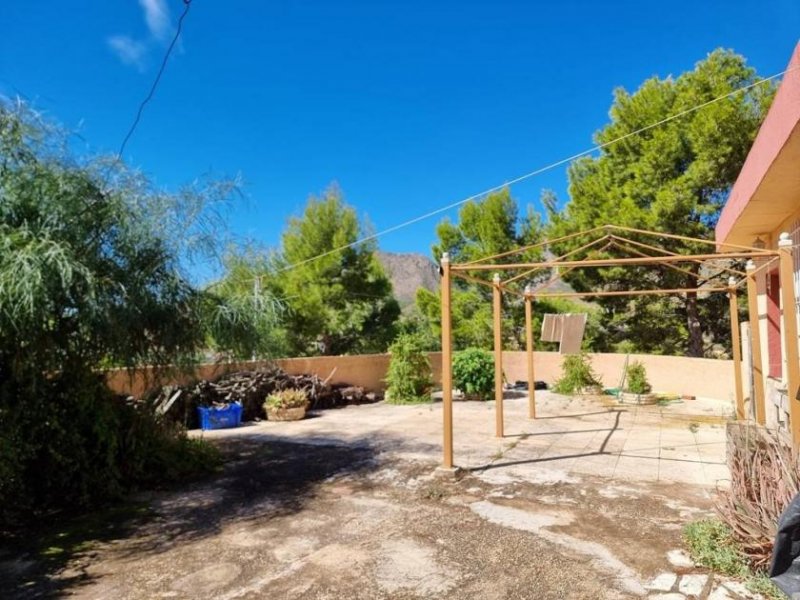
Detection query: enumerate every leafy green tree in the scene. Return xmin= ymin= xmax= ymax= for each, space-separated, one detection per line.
xmin=3 ymin=118 xmax=190 ymax=376
xmin=394 ymin=306 xmax=441 ymax=351
xmin=278 ymin=186 xmax=400 ymax=355
xmin=207 ymin=246 xmax=289 ymax=359
xmin=0 ymin=101 xmax=257 ymax=523
xmin=417 ymin=286 xmax=495 ymax=350
xmin=417 ymin=188 xmax=591 ymax=350
xmin=417 ymin=188 xmax=540 ymax=349
xmin=430 ymin=187 xmax=543 ymax=264
xmin=545 ymin=49 xmax=774 ymax=356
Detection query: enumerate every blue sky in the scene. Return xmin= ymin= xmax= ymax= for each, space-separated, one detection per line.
xmin=2 ymin=1 xmax=799 ymax=275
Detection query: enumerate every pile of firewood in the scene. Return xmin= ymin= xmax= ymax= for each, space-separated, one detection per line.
xmin=146 ymin=365 xmax=377 ymax=428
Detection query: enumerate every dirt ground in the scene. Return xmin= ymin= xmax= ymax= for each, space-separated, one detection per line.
xmin=1 ymin=393 xmax=744 ymax=599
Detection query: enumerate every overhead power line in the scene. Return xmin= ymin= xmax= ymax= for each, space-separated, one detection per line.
xmin=275 ymin=64 xmax=795 ymax=275
xmin=118 ymin=0 xmax=193 ymax=158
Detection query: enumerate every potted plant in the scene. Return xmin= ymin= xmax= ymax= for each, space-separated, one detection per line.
xmin=553 ymin=353 xmax=602 ymax=396
xmin=264 ymin=389 xmax=309 ymax=421
xmin=621 ymin=361 xmax=657 ymax=404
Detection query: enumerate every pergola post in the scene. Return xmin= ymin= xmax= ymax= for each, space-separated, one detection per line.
xmin=493 ymin=273 xmax=504 ymax=438
xmin=745 ymin=260 xmax=767 ymax=426
xmin=440 ymin=253 xmax=454 ymax=468
xmin=524 ymin=285 xmax=536 ymax=419
xmin=778 ymin=233 xmax=800 ymax=447
xmin=728 ymin=277 xmax=745 ymax=420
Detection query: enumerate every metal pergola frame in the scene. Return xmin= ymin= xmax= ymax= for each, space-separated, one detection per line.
xmin=438 ymin=224 xmax=800 ymax=469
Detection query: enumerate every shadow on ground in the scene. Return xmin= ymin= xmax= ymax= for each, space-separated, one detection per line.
xmin=469 ymin=409 xmax=624 ymax=472
xmin=0 ymin=434 xmax=385 ymax=599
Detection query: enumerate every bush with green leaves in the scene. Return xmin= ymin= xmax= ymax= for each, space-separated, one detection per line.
xmin=625 ymin=361 xmax=651 ymax=394
xmin=552 ymin=353 xmax=601 ymax=395
xmin=453 ymin=347 xmax=495 ymax=400
xmin=684 ymin=518 xmax=782 ymax=599
xmin=0 ymin=371 xmax=219 ymax=528
xmin=385 ymin=333 xmax=433 ymax=404
xmin=684 ymin=519 xmax=748 ymax=577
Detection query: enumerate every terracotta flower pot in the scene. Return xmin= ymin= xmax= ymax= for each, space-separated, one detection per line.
xmin=266 ymin=406 xmax=307 ymax=421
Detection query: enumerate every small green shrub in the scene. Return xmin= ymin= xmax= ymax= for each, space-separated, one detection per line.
xmin=453 ymin=347 xmax=495 ymax=400
xmin=117 ymin=406 xmax=221 ymax=487
xmin=553 ymin=353 xmax=600 ymax=394
xmin=684 ymin=518 xmax=783 ymax=599
xmin=385 ymin=333 xmax=433 ymax=404
xmin=684 ymin=519 xmax=748 ymax=577
xmin=746 ymin=574 xmax=782 ymax=598
xmin=265 ymin=388 xmax=309 ymax=410
xmin=625 ymin=361 xmax=651 ymax=394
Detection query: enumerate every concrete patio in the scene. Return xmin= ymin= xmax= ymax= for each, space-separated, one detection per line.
xmin=198 ymin=391 xmax=731 ymax=489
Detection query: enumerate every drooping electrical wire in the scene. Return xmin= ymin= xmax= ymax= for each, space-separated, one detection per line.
xmin=118 ymin=0 xmax=192 ymax=158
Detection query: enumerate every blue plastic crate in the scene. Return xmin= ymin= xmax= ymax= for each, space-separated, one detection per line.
xmin=197 ymin=402 xmax=243 ymax=430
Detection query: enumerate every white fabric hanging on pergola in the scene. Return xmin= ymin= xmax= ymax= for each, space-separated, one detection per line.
xmin=541 ymin=313 xmax=587 ymax=354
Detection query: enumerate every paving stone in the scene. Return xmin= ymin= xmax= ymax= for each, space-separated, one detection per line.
xmin=722 ymin=580 xmax=763 ymax=599
xmin=707 ymin=585 xmax=733 ymax=599
xmin=667 ymin=549 xmax=695 ymax=569
xmin=678 ymin=573 xmax=708 ymax=597
xmin=646 ymin=572 xmax=678 ymax=592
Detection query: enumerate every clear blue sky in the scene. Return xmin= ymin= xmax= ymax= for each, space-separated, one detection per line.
xmin=2 ymin=1 xmax=799 ymax=274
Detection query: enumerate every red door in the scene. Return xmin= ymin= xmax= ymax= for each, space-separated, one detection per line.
xmin=767 ymin=271 xmax=783 ymax=379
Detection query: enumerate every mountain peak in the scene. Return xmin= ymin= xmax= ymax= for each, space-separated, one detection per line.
xmin=376 ymin=251 xmax=439 ymax=308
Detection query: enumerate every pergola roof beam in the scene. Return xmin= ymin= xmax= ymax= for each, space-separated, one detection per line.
xmin=608 ymin=224 xmax=769 ymax=253
xmin=461 ymin=224 xmax=768 ymax=267
xmin=504 ymin=235 xmax=613 ymax=285
xmin=530 ymin=286 xmax=730 ymax=299
xmin=607 ymin=239 xmax=701 ymax=280
xmin=462 ymin=226 xmax=607 ymax=266
xmin=608 ymin=234 xmax=746 ymax=277
xmin=451 ymin=251 xmax=777 ymax=272
xmin=450 ymin=270 xmax=526 ymax=298
xmin=527 ymin=264 xmax=581 ymax=294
